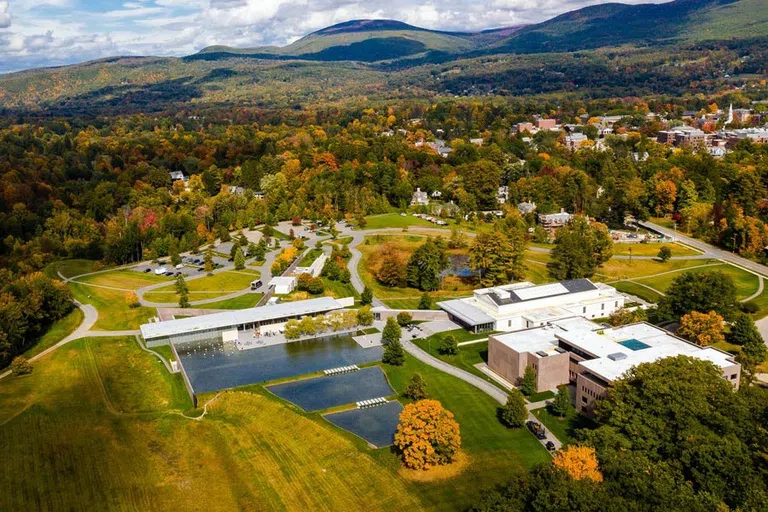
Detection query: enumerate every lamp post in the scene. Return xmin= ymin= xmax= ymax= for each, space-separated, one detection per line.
xmin=629 ymin=246 xmax=633 ymax=265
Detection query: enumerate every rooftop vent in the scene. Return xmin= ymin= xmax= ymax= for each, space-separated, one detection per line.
xmin=608 ymin=352 xmax=628 ymax=361
xmin=536 ymin=351 xmax=549 ymax=358
xmin=554 ymin=347 xmax=566 ymax=354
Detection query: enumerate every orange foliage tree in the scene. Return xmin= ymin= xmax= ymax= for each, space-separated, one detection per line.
xmin=552 ymin=445 xmax=604 ymax=482
xmin=394 ymin=399 xmax=461 ymax=470
xmin=678 ymin=310 xmax=725 ymax=346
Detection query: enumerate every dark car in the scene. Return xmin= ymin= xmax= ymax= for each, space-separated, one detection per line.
xmin=198 ymin=267 xmax=205 ymax=272
xmin=546 ymin=441 xmax=556 ymax=451
xmin=526 ymin=421 xmax=547 ymax=439
xmin=165 ymin=272 xmax=174 ymax=277
xmin=143 ymin=268 xmax=152 ymax=273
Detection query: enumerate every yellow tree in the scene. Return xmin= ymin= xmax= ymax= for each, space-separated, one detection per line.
xmin=678 ymin=310 xmax=725 ymax=346
xmin=654 ymin=180 xmax=677 ymax=216
xmin=552 ymin=445 xmax=604 ymax=482
xmin=394 ymin=399 xmax=461 ymax=470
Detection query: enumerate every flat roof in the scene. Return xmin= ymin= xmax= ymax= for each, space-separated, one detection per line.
xmin=140 ymin=297 xmax=343 ymax=340
xmin=479 ymin=279 xmax=598 ymax=306
xmin=492 ymin=326 xmax=561 ymax=355
xmin=437 ymin=298 xmax=495 ymax=326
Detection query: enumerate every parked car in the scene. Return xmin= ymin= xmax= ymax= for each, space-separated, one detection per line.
xmin=154 ymin=267 xmax=168 ymax=275
xmin=526 ymin=421 xmax=547 ymax=440
xmin=546 ymin=441 xmax=556 ymax=451
xmin=175 ymin=264 xmax=184 ymax=269
xmin=143 ymin=268 xmax=152 ymax=273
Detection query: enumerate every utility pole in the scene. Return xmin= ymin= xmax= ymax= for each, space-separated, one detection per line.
xmin=629 ymin=246 xmax=633 ymax=265
xmin=732 ymin=233 xmax=737 ymax=253
xmin=673 ymin=221 xmax=677 ymax=242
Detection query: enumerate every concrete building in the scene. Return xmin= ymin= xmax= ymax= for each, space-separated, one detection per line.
xmin=294 ymin=252 xmax=328 ymax=278
xmin=140 ymin=297 xmax=345 ymax=347
xmin=438 ymin=279 xmax=624 ymax=334
xmin=487 ymin=319 xmax=740 ymax=415
xmin=538 ymin=209 xmax=573 ymax=230
xmin=537 ymin=118 xmax=557 ymax=130
xmin=269 ymin=276 xmax=297 ymax=294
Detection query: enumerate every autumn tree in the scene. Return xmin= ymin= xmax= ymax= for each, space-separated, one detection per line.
xmin=404 ymin=373 xmax=428 ymax=400
xmin=653 ymin=180 xmax=677 ymax=216
xmin=356 ymin=306 xmax=374 ymax=326
xmin=377 ymin=253 xmax=406 ymax=287
xmin=552 ymin=446 xmax=603 ymax=483
xmin=204 ymin=245 xmax=214 ymax=275
xmin=397 ymin=312 xmax=412 ymax=326
xmin=498 ymin=389 xmax=527 ymax=428
xmin=678 ymin=311 xmax=724 ymax=346
xmin=549 ymin=217 xmax=613 ymax=280
xmin=394 ymin=400 xmax=461 ymax=470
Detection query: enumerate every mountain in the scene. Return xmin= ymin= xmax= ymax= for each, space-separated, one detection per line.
xmin=493 ymin=0 xmax=768 ymax=53
xmin=195 ymin=19 xmax=521 ymax=63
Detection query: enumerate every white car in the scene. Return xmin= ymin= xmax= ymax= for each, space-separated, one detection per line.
xmin=154 ymin=267 xmax=168 ymax=275
xmin=175 ymin=264 xmax=184 ymax=269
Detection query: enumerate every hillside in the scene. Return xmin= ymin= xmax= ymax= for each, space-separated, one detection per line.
xmin=493 ymin=0 xmax=768 ymax=53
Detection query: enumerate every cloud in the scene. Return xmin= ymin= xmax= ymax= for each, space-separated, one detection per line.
xmin=0 ymin=0 xmax=670 ymax=74
xmin=0 ymin=1 xmax=11 ymax=28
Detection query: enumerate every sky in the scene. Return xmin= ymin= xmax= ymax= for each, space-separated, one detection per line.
xmin=0 ymin=0 xmax=664 ymax=74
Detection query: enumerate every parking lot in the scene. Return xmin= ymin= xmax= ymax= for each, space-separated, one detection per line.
xmin=131 ymin=254 xmax=231 ymax=278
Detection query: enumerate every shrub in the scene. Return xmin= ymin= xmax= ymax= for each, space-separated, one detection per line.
xmin=125 ymin=292 xmax=140 ymax=309
xmin=397 ymin=312 xmax=413 ymax=327
xmin=356 ymin=306 xmax=374 ymax=326
xmin=418 ymin=292 xmax=432 ymax=310
xmin=740 ymin=300 xmax=759 ymax=314
xmin=438 ymin=334 xmax=458 ymax=355
xmin=657 ymin=245 xmax=672 ymax=262
xmin=404 ymin=373 xmax=428 ymax=400
xmin=11 ymin=356 xmax=33 ymax=375
xmin=520 ymin=366 xmax=536 ymax=396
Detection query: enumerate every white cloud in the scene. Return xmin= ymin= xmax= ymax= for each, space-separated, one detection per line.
xmin=0 ymin=1 xmax=10 ymax=28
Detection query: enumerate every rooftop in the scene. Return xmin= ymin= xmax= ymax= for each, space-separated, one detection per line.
xmin=140 ymin=297 xmax=344 ymax=340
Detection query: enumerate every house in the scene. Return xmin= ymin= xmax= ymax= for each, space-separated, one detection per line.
xmin=515 ymin=122 xmax=535 ymax=134
xmin=169 ymin=171 xmax=188 ymax=183
xmin=632 ymin=152 xmax=649 ymax=162
xmin=254 ymin=191 xmax=265 ymax=200
xmin=431 ymin=190 xmax=443 ymax=199
xmin=538 ymin=209 xmax=573 ymax=230
xmin=469 ymin=138 xmax=484 ymax=146
xmin=379 ymin=130 xmax=394 ymax=137
xmin=497 ymin=186 xmax=509 ymax=204
xmin=536 ymin=118 xmax=557 ymax=130
xmin=438 ymin=279 xmax=624 ymax=334
xmin=732 ymin=108 xmax=752 ymax=124
xmin=438 ymin=147 xmax=452 ymax=158
xmin=411 ymin=187 xmax=430 ymax=206
xmin=564 ymin=133 xmax=588 ymax=151
xmin=487 ymin=319 xmax=740 ymax=415
xmin=229 ymin=186 xmax=246 ymax=195
xmin=517 ymin=201 xmax=537 ymax=215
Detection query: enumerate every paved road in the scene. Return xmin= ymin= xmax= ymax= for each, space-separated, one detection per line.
xmin=640 ymin=221 xmax=768 ymax=277
xmin=402 ymin=340 xmax=562 ymax=450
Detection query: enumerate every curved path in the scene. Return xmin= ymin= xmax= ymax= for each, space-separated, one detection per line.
xmin=403 ymin=340 xmax=562 ymax=450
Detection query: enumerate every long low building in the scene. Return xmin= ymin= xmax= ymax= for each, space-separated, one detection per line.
xmin=488 ymin=318 xmax=740 ymax=415
xmin=438 ymin=279 xmax=624 ymax=333
xmin=140 ymin=297 xmax=345 ymax=347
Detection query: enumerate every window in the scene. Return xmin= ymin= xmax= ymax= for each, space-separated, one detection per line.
xmin=615 ymin=301 xmax=618 ymax=308
xmin=601 ymin=303 xmax=605 ymax=310
xmin=582 ymin=396 xmax=588 ymax=404
xmin=730 ymin=374 xmax=737 ymax=380
xmin=583 ymin=307 xmax=586 ymax=314
xmin=508 ymin=320 xmax=512 ymax=327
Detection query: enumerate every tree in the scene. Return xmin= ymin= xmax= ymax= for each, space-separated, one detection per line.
xmin=520 ymin=365 xmax=536 ymax=396
xmin=657 ymin=271 xmax=738 ymax=321
xmin=727 ymin=313 xmax=761 ymax=346
xmin=253 ymin=238 xmax=268 ymax=261
xmin=394 ymin=400 xmax=461 ymax=470
xmin=549 ymin=217 xmax=613 ymax=280
xmin=657 ymin=245 xmax=672 ymax=263
xmin=383 ymin=338 xmax=406 ymax=366
xmin=738 ymin=331 xmax=768 ymax=378
xmin=125 ymin=292 xmax=140 ymax=309
xmin=405 ymin=238 xmax=448 ymax=291
xmin=10 ymin=355 xmax=32 ymax=375
xmin=397 ymin=312 xmax=412 ymax=327
xmin=356 ymin=306 xmax=374 ymax=326
xmin=469 ymin=230 xmax=526 ymax=287
xmin=233 ymin=246 xmax=245 ymax=270
xmin=418 ymin=292 xmax=432 ymax=310
xmin=360 ymin=286 xmax=373 ymax=306
xmin=498 ymin=389 xmax=527 ymax=428
xmin=204 ymin=245 xmax=214 ymax=275
xmin=169 ymin=237 xmax=181 ymax=267
xmin=438 ymin=334 xmax=458 ymax=355
xmin=551 ymin=384 xmax=572 ymax=417
xmin=382 ymin=317 xmax=402 ymax=345
xmin=678 ymin=311 xmax=724 ymax=346
xmin=607 ymin=307 xmax=646 ymax=326
xmin=404 ymin=373 xmax=428 ymax=400
xmin=552 ymin=446 xmax=603 ymax=483
xmin=377 ymin=253 xmax=406 ymax=288
xmin=307 ymin=277 xmax=324 ymax=294
xmin=175 ymin=275 xmax=190 ymax=308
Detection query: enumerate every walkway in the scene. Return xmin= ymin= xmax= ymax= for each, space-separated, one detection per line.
xmin=402 ymin=340 xmax=562 ymax=450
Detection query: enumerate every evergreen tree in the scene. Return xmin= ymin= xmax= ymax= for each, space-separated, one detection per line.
xmin=438 ymin=334 xmax=458 ymax=355
xmin=728 ymin=313 xmax=761 ymax=346
xmin=204 ymin=246 xmax=214 ymax=275
xmin=361 ymin=286 xmax=373 ymax=305
xmin=383 ymin=338 xmax=405 ymax=366
xmin=233 ymin=246 xmax=245 ymax=270
xmin=551 ymin=384 xmax=573 ymax=417
xmin=175 ymin=275 xmax=190 ymax=308
xmin=169 ymin=237 xmax=181 ymax=267
xmin=520 ymin=366 xmax=536 ymax=396
xmin=498 ymin=389 xmax=527 ymax=428
xmin=469 ymin=230 xmax=526 ymax=286
xmin=382 ymin=317 xmax=402 ymax=345
xmin=405 ymin=238 xmax=448 ymax=291
xmin=549 ymin=216 xmax=613 ymax=280
xmin=418 ymin=292 xmax=432 ymax=310
xmin=404 ymin=373 xmax=428 ymax=400
xmin=254 ymin=239 xmax=268 ymax=260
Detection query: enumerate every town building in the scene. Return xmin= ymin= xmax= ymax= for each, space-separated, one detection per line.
xmin=515 ymin=122 xmax=535 ymax=134
xmin=438 ymin=279 xmax=624 ymax=334
xmin=536 ymin=118 xmax=557 ymax=130
xmin=140 ymin=297 xmax=346 ymax=347
xmin=657 ymin=126 xmax=707 ymax=149
xmin=269 ymin=276 xmax=297 ymax=295
xmin=487 ymin=319 xmax=741 ymax=415
xmin=469 ymin=138 xmax=484 ymax=146
xmin=411 ymin=187 xmax=430 ymax=206
xmin=517 ymin=201 xmax=537 ymax=215
xmin=538 ymin=208 xmax=573 ymax=230
xmin=564 ymin=133 xmax=588 ymax=151
xmin=497 ymin=186 xmax=509 ymax=204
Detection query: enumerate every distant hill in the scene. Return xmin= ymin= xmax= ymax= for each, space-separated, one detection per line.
xmin=195 ymin=19 xmax=521 ymax=63
xmin=492 ymin=0 xmax=768 ymax=53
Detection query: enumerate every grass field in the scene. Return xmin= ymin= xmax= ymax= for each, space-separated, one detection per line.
xmin=299 ymin=248 xmax=324 ymax=266
xmin=633 ymin=263 xmax=760 ymax=300
xmin=143 ymin=270 xmax=260 ymax=302
xmin=611 ymin=242 xmax=700 ymax=257
xmin=76 ymin=268 xmax=171 ymax=289
xmin=23 ymin=308 xmax=84 ymax=359
xmin=363 ymin=213 xmax=438 ymax=230
xmin=202 ymin=293 xmax=264 ymax=309
xmin=0 ymin=333 xmax=548 ymax=511
xmin=45 ymin=259 xmax=110 ymax=280
xmin=613 ymin=280 xmax=664 ymax=303
xmin=68 ymin=281 xmax=156 ymax=330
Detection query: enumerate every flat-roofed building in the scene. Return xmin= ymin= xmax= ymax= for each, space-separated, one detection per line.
xmin=140 ymin=297 xmax=345 ymax=347
xmin=487 ymin=319 xmax=740 ymax=415
xmin=438 ymin=279 xmax=624 ymax=334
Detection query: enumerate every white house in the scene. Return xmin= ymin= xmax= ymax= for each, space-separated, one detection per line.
xmin=438 ymin=279 xmax=624 ymax=333
xmin=269 ymin=276 xmax=297 ymax=295
xmin=411 ymin=187 xmax=430 ymax=206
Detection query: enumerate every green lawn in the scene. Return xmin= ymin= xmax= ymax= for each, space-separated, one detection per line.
xmin=299 ymin=248 xmax=324 ymax=266
xmin=76 ymin=268 xmax=171 ymax=290
xmin=68 ymin=281 xmax=156 ymax=331
xmin=22 ymin=307 xmax=84 ymax=359
xmin=44 ymin=259 xmax=110 ymax=280
xmin=612 ymin=280 xmax=664 ymax=303
xmin=611 ymin=242 xmax=700 ymax=257
xmin=202 ymin=293 xmax=264 ymax=309
xmin=143 ymin=270 xmax=261 ymax=302
xmin=531 ymin=406 xmax=596 ymax=446
xmin=0 ymin=333 xmax=547 ymax=511
xmin=634 ymin=263 xmax=759 ymax=300
xmin=363 ymin=213 xmax=438 ymax=230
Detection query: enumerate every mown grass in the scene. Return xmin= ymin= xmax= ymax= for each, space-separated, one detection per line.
xmin=0 ymin=334 xmax=547 ymax=511
xmin=612 ymin=280 xmax=664 ymax=303
xmin=611 ymin=242 xmax=700 ymax=257
xmin=143 ymin=270 xmax=260 ymax=302
xmin=76 ymin=268 xmax=170 ymax=289
xmin=203 ymin=293 xmax=264 ymax=309
xmin=362 ymin=213 xmax=437 ymax=230
xmin=45 ymin=259 xmax=109 ymax=280
xmin=23 ymin=307 xmax=84 ymax=359
xmin=68 ymin=282 xmax=156 ymax=331
xmin=634 ymin=263 xmax=759 ymax=300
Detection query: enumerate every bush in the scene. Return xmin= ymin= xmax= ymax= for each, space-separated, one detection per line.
xmin=438 ymin=334 xmax=458 ymax=355
xmin=397 ymin=312 xmax=413 ymax=327
xmin=11 ymin=356 xmax=33 ymax=375
xmin=657 ymin=245 xmax=672 ymax=262
xmin=498 ymin=389 xmax=527 ymax=428
xmin=404 ymin=373 xmax=428 ymax=400
xmin=307 ymin=277 xmax=325 ymax=295
xmin=418 ymin=292 xmax=432 ymax=310
xmin=740 ymin=300 xmax=759 ymax=314
xmin=356 ymin=306 xmax=374 ymax=326
xmin=125 ymin=292 xmax=140 ymax=309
